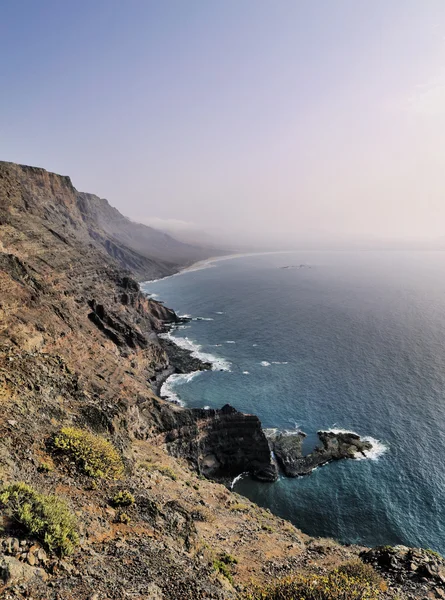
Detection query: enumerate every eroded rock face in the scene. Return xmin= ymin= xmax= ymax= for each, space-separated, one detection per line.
xmin=269 ymin=430 xmax=372 ymax=477
xmin=161 ymin=404 xmax=278 ymax=482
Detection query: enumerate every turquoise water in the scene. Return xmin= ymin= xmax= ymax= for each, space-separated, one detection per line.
xmin=142 ymin=251 xmax=445 ymax=553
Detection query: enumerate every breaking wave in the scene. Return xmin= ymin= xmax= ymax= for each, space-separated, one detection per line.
xmin=325 ymin=428 xmax=388 ymax=461
xmin=160 ymin=371 xmax=201 ymax=405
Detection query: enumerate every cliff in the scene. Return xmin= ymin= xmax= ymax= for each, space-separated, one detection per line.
xmin=0 ymin=162 xmax=442 ymax=600
xmin=0 ymin=161 xmax=211 ymax=281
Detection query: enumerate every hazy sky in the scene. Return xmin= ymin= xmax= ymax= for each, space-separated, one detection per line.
xmin=2 ymin=1 xmax=445 ymax=248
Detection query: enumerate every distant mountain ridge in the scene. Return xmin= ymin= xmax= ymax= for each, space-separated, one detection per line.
xmin=0 ymin=161 xmax=216 ymax=280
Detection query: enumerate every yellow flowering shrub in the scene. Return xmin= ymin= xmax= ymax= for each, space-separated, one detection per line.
xmin=53 ymin=426 xmax=124 ymax=479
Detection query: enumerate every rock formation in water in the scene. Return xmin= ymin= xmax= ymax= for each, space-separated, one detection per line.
xmin=269 ymin=430 xmax=372 ymax=477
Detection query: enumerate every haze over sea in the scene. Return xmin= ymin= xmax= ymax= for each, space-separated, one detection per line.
xmin=142 ymin=251 xmax=445 ymax=554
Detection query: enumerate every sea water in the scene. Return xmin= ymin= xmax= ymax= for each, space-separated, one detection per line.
xmin=142 ymin=251 xmax=445 ymax=553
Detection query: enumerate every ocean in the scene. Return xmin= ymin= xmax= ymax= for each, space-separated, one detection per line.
xmin=142 ymin=251 xmax=445 ymax=554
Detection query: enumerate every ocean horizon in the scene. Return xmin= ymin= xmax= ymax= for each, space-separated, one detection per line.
xmin=142 ymin=250 xmax=445 ymax=554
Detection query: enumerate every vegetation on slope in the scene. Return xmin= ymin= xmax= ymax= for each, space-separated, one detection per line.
xmin=0 ymin=482 xmax=79 ymax=556
xmin=52 ymin=427 xmax=124 ymax=480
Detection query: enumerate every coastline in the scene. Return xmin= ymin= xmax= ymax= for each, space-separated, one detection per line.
xmin=147 ymin=263 xmax=383 ymax=477
xmin=142 ymin=249 xmax=297 ymax=285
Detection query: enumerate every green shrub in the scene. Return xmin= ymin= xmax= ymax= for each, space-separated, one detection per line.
xmin=0 ymin=482 xmax=78 ymax=556
xmin=111 ymin=490 xmax=135 ymax=507
xmin=115 ymin=510 xmax=131 ymax=524
xmin=52 ymin=427 xmax=124 ymax=479
xmin=213 ymin=560 xmax=234 ymax=584
xmin=37 ymin=461 xmax=54 ymax=473
xmin=243 ymin=569 xmax=382 ymax=599
xmin=220 ymin=552 xmax=238 ymax=565
xmin=425 ymin=548 xmax=442 ymax=560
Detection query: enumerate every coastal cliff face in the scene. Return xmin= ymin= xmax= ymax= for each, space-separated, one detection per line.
xmin=162 ymin=404 xmax=278 ymax=482
xmin=0 ymin=162 xmax=441 ymax=600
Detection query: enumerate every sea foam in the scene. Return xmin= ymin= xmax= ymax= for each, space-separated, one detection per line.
xmin=325 ymin=428 xmax=388 ymax=461
xmin=230 ymin=472 xmax=248 ymax=489
xmin=160 ymin=371 xmax=201 ymax=405
xmin=159 ymin=332 xmax=231 ymax=372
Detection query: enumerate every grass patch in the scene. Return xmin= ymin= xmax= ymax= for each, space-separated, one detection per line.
xmin=52 ymin=427 xmax=124 ymax=480
xmin=229 ymin=502 xmax=249 ymax=513
xmin=0 ymin=482 xmax=78 ymax=556
xmin=139 ymin=462 xmax=177 ymax=480
xmin=425 ymin=548 xmax=442 ymax=560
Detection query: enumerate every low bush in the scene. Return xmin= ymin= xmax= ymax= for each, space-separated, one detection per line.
xmin=111 ymin=490 xmax=135 ymax=507
xmin=52 ymin=427 xmax=124 ymax=480
xmin=115 ymin=510 xmax=131 ymax=524
xmin=213 ymin=560 xmax=234 ymax=584
xmin=243 ymin=569 xmax=382 ymax=599
xmin=337 ymin=560 xmax=386 ymax=590
xmin=0 ymin=482 xmax=78 ymax=556
xmin=213 ymin=553 xmax=238 ymax=584
xmin=220 ymin=552 xmax=238 ymax=565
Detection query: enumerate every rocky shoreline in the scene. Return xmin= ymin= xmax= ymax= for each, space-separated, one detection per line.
xmin=153 ymin=316 xmax=375 ymax=482
xmin=150 ymin=317 xmax=212 ymax=399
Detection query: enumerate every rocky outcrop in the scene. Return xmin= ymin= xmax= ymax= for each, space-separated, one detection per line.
xmin=269 ymin=430 xmax=372 ymax=477
xmin=361 ymin=545 xmax=445 ymax=596
xmin=158 ymin=403 xmax=278 ymax=482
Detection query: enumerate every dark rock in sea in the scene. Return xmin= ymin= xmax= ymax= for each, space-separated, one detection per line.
xmin=269 ymin=430 xmax=372 ymax=477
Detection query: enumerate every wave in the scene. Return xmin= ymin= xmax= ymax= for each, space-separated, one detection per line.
xmin=178 ymin=313 xmax=192 ymax=319
xmin=324 ymin=428 xmax=388 ymax=461
xmin=260 ymin=361 xmax=271 ymax=366
xmin=215 ymin=311 xmax=224 ymax=315
xmin=271 ymin=361 xmax=289 ymax=365
xmin=264 ymin=426 xmax=302 ymax=437
xmin=160 ymin=371 xmax=201 ymax=405
xmin=230 ymin=472 xmax=249 ymax=489
xmin=159 ymin=332 xmax=231 ymax=372
xmin=192 ymin=317 xmax=214 ymax=321
xmin=226 ymin=340 xmax=236 ymax=344
xmin=242 ymin=371 xmax=250 ymax=375
xmin=252 ymin=344 xmax=258 ymax=347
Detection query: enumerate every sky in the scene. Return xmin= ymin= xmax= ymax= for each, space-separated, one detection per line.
xmin=2 ymin=1 xmax=445 ymax=249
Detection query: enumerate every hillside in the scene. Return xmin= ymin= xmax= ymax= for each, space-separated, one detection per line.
xmin=0 ymin=162 xmax=212 ymax=282
xmin=0 ymin=162 xmax=443 ymax=599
